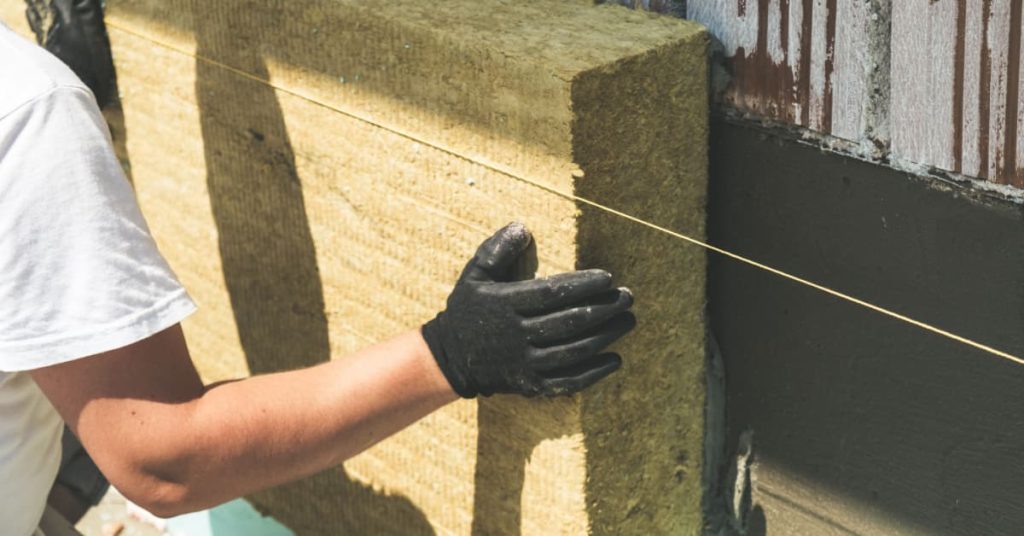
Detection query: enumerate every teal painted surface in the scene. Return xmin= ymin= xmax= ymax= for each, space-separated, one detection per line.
xmin=166 ymin=499 xmax=293 ymax=536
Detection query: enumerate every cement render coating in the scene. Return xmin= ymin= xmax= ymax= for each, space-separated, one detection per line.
xmin=0 ymin=0 xmax=709 ymax=534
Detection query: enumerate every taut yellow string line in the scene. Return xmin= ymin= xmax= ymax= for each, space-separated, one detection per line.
xmin=104 ymin=20 xmax=1024 ymax=368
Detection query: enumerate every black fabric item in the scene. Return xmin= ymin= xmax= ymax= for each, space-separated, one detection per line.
xmin=422 ymin=222 xmax=636 ymax=398
xmin=56 ymin=425 xmax=109 ymax=506
xmin=26 ymin=0 xmax=116 ymax=108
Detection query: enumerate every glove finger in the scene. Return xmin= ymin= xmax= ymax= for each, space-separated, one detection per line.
xmin=25 ymin=3 xmax=43 ymax=30
xmin=522 ymin=287 xmax=633 ymax=345
xmin=540 ymin=353 xmax=622 ymax=396
xmin=461 ymin=222 xmax=533 ymax=283
xmin=503 ymin=269 xmax=613 ymax=314
xmin=73 ymin=0 xmax=101 ymax=14
xmin=52 ymin=0 xmax=73 ymax=23
xmin=527 ymin=312 xmax=635 ymax=371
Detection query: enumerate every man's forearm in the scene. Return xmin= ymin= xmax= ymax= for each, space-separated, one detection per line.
xmin=168 ymin=329 xmax=455 ymax=512
xmin=37 ymin=327 xmax=456 ymax=518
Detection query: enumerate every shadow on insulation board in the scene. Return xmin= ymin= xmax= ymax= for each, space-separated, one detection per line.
xmin=188 ymin=2 xmax=434 ymax=534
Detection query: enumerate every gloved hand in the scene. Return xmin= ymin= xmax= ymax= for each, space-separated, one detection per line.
xmin=26 ymin=0 xmax=115 ymax=108
xmin=422 ymin=222 xmax=636 ymax=398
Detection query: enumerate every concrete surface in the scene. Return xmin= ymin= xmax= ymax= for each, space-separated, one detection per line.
xmin=77 ymin=488 xmax=164 ymax=536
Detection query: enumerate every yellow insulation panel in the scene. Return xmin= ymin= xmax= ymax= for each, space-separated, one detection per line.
xmin=2 ymin=1 xmax=708 ymax=533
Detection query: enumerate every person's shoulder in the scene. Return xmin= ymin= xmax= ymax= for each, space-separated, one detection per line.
xmin=0 ymin=22 xmax=90 ymax=121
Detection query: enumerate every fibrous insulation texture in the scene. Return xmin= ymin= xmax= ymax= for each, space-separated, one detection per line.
xmin=0 ymin=1 xmax=708 ymax=533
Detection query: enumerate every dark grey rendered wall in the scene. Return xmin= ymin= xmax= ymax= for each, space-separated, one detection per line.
xmin=708 ymin=117 xmax=1024 ymax=535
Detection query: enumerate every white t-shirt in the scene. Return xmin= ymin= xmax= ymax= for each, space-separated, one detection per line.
xmin=0 ymin=23 xmax=196 ymax=535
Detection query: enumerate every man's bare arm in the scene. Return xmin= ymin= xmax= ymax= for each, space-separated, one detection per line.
xmin=29 ymin=223 xmax=634 ymax=518
xmin=31 ymin=324 xmax=456 ymax=517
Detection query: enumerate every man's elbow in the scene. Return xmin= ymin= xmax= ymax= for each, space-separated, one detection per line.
xmin=119 ymin=476 xmax=194 ymax=518
xmin=102 ymin=452 xmax=207 ymax=518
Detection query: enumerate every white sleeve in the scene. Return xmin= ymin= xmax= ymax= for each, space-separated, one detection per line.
xmin=0 ymin=85 xmax=196 ymax=371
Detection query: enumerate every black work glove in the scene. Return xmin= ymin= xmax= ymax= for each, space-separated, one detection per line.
xmin=422 ymin=222 xmax=636 ymax=398
xmin=26 ymin=0 xmax=116 ymax=108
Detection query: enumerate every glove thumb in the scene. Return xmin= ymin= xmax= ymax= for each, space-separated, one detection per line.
xmin=461 ymin=222 xmax=533 ymax=283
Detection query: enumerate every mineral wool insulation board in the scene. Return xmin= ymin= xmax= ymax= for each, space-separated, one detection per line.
xmin=2 ymin=1 xmax=709 ymax=533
